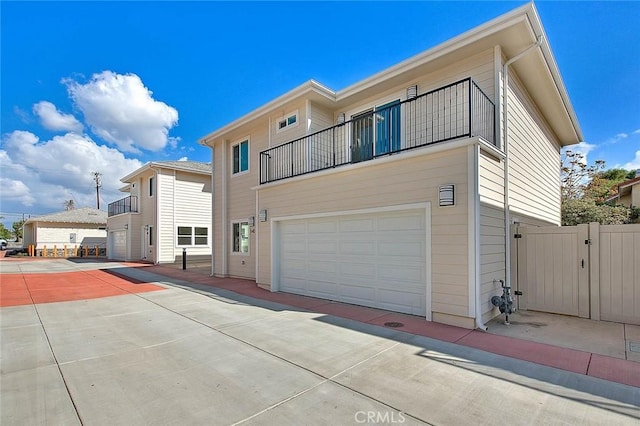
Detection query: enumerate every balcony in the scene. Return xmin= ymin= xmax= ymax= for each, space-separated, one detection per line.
xmin=260 ymin=78 xmax=495 ymax=184
xmin=108 ymin=196 xmax=138 ymax=217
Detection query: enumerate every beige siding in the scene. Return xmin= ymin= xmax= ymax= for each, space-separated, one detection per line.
xmin=479 ymin=204 xmax=506 ymax=323
xmin=506 ymin=72 xmax=562 ymax=225
xmin=479 ymin=150 xmax=504 ymax=208
xmin=309 ymin=101 xmax=334 ymax=133
xmin=270 ymin=99 xmax=308 ymax=147
xmin=258 ymin=147 xmax=470 ymax=321
xmin=157 ymin=170 xmax=175 ymax=262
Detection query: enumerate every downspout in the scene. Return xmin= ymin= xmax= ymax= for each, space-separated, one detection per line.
xmin=503 ymin=35 xmax=543 ymax=292
xmin=210 ymin=144 xmax=215 ymax=277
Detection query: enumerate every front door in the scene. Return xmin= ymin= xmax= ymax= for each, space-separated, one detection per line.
xmin=351 ymin=110 xmax=373 ymax=163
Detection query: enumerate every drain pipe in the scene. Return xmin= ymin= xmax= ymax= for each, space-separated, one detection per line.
xmin=503 ymin=35 xmax=543 ymax=294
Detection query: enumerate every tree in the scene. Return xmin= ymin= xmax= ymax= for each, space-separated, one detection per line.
xmin=12 ymin=219 xmax=24 ymax=241
xmin=560 ymin=150 xmax=605 ymax=201
xmin=560 ymin=151 xmax=635 ymax=226
xmin=0 ymin=223 xmax=11 ymax=240
xmin=64 ymin=199 xmax=75 ymax=210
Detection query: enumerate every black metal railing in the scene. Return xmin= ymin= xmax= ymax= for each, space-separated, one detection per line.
xmin=108 ymin=196 xmax=138 ymax=217
xmin=260 ymin=77 xmax=495 ymax=184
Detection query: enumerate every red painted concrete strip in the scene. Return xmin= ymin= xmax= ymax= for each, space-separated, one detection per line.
xmin=457 ymin=331 xmax=591 ymax=374
xmin=368 ymin=313 xmax=472 ymax=343
xmin=0 ymin=270 xmax=164 ymax=307
xmin=312 ymin=303 xmax=389 ymax=323
xmin=587 ymin=354 xmax=640 ymax=387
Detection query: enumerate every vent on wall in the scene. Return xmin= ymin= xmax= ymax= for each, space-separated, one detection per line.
xmin=406 ymin=85 xmax=418 ymax=99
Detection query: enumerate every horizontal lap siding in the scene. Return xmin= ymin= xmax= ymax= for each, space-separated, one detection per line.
xmin=34 ymin=225 xmax=106 ymax=249
xmin=158 ymin=171 xmax=175 ymax=262
xmin=506 ymin=73 xmax=561 ymax=225
xmin=258 ymin=147 xmax=470 ymax=320
xmin=173 ymin=171 xmax=212 ymax=258
xmin=480 ymin=204 xmax=506 ymax=322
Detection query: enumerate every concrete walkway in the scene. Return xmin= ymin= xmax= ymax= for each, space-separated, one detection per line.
xmin=1 ymin=259 xmax=639 ymax=425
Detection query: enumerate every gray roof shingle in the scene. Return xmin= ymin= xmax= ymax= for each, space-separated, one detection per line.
xmin=25 ymin=207 xmax=107 ymax=225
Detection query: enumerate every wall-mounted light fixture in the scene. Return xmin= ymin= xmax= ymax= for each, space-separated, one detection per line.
xmin=259 ymin=209 xmax=268 ymax=222
xmin=439 ymin=184 xmax=455 ymax=207
xmin=248 ymin=216 xmax=255 ymax=227
xmin=336 ymin=113 xmax=346 ymax=125
xmin=144 ymin=224 xmax=149 ymax=231
xmin=124 ymin=224 xmax=129 ymax=230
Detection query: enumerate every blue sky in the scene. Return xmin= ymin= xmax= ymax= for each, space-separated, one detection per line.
xmin=1 ymin=1 xmax=639 ymax=226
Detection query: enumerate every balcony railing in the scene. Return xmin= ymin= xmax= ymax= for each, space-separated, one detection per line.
xmin=108 ymin=196 xmax=138 ymax=217
xmin=260 ymin=78 xmax=495 ymax=184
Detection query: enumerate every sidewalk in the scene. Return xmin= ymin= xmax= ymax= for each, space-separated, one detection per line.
xmin=146 ymin=262 xmax=640 ymax=388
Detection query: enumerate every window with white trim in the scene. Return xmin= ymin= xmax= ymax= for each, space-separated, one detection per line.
xmin=177 ymin=226 xmax=208 ymax=246
xmin=232 ymin=221 xmax=250 ymax=253
xmin=232 ymin=140 xmax=249 ymax=174
xmin=276 ymin=111 xmax=298 ymax=133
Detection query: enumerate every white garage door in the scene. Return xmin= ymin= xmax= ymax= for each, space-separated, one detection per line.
xmin=278 ymin=208 xmax=428 ymax=316
xmin=109 ymin=230 xmax=127 ymax=260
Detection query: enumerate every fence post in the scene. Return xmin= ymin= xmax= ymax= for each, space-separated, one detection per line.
xmin=53 ymin=245 xmax=57 ymax=257
xmin=74 ymin=245 xmax=78 ymax=257
xmin=43 ymin=245 xmax=47 ymax=257
xmin=84 ymin=245 xmax=89 ymax=257
xmin=577 ymin=224 xmax=590 ymax=318
xmin=64 ymin=245 xmax=68 ymax=257
xmin=589 ymin=222 xmax=600 ymax=321
xmin=95 ymin=245 xmax=99 ymax=257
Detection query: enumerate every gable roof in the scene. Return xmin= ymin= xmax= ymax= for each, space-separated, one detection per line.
xmin=606 ymin=175 xmax=640 ymax=202
xmin=120 ymin=160 xmax=212 ymax=183
xmin=199 ymin=3 xmax=582 ymax=147
xmin=25 ymin=208 xmax=107 ymax=225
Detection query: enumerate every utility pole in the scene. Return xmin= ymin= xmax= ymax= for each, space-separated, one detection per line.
xmin=91 ymin=171 xmax=102 ymax=209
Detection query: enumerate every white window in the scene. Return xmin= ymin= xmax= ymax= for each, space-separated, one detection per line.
xmin=177 ymin=226 xmax=208 ymax=246
xmin=232 ymin=221 xmax=250 ymax=253
xmin=276 ymin=111 xmax=299 ymax=133
xmin=232 ymin=140 xmax=249 ymax=174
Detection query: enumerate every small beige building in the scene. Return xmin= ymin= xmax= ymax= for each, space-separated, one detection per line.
xmin=199 ymin=4 xmax=583 ymax=329
xmin=22 ymin=208 xmax=107 ymax=251
xmin=607 ymin=173 xmax=640 ymax=209
xmin=106 ymin=161 xmax=212 ymax=263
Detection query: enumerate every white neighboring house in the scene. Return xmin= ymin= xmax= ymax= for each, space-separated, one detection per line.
xmin=22 ymin=208 xmax=107 ymax=250
xmin=106 ymin=161 xmax=213 ymax=264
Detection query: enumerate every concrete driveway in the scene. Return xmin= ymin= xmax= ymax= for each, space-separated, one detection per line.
xmin=1 ymin=259 xmax=639 ymax=425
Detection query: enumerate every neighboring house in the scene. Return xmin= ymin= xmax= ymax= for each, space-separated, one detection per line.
xmin=22 ymin=208 xmax=107 ymax=250
xmin=199 ymin=4 xmax=582 ymax=329
xmin=106 ymin=161 xmax=212 ymax=263
xmin=606 ymin=172 xmax=640 ymax=208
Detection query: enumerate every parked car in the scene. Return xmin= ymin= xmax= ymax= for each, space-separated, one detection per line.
xmin=0 ymin=239 xmax=7 ymax=250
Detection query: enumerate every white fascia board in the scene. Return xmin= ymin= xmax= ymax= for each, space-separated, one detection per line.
xmin=120 ymin=162 xmax=211 ymax=183
xmin=199 ymin=80 xmax=336 ymax=146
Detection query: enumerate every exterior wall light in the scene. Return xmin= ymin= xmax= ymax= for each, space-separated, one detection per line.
xmin=439 ymin=184 xmax=455 ymax=207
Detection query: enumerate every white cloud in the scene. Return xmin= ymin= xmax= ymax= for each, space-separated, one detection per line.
xmin=623 ymin=150 xmax=640 ymax=171
xmin=562 ymin=141 xmax=596 ymax=164
xmin=32 ymin=101 xmax=83 ymax=133
xmin=1 ymin=130 xmax=142 ymax=213
xmin=178 ymin=156 xmax=188 ymax=161
xmin=65 ymin=71 xmax=178 ymax=153
xmin=633 ymin=129 xmax=640 ymax=135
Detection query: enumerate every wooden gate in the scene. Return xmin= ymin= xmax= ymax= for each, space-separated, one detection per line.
xmin=515 ymin=224 xmax=590 ymax=318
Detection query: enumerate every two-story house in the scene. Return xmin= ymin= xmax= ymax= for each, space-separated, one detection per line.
xmin=199 ymin=4 xmax=583 ymax=329
xmin=107 ymin=161 xmax=212 ymax=264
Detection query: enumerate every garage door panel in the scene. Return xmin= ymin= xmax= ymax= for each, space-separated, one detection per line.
xmin=339 ymin=217 xmax=375 ymax=232
xmin=109 ymin=231 xmax=126 ymax=260
xmin=279 ymin=208 xmax=428 ymax=317
xmin=307 ymin=241 xmax=338 ymax=254
xmin=340 ymin=241 xmax=376 ymax=255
